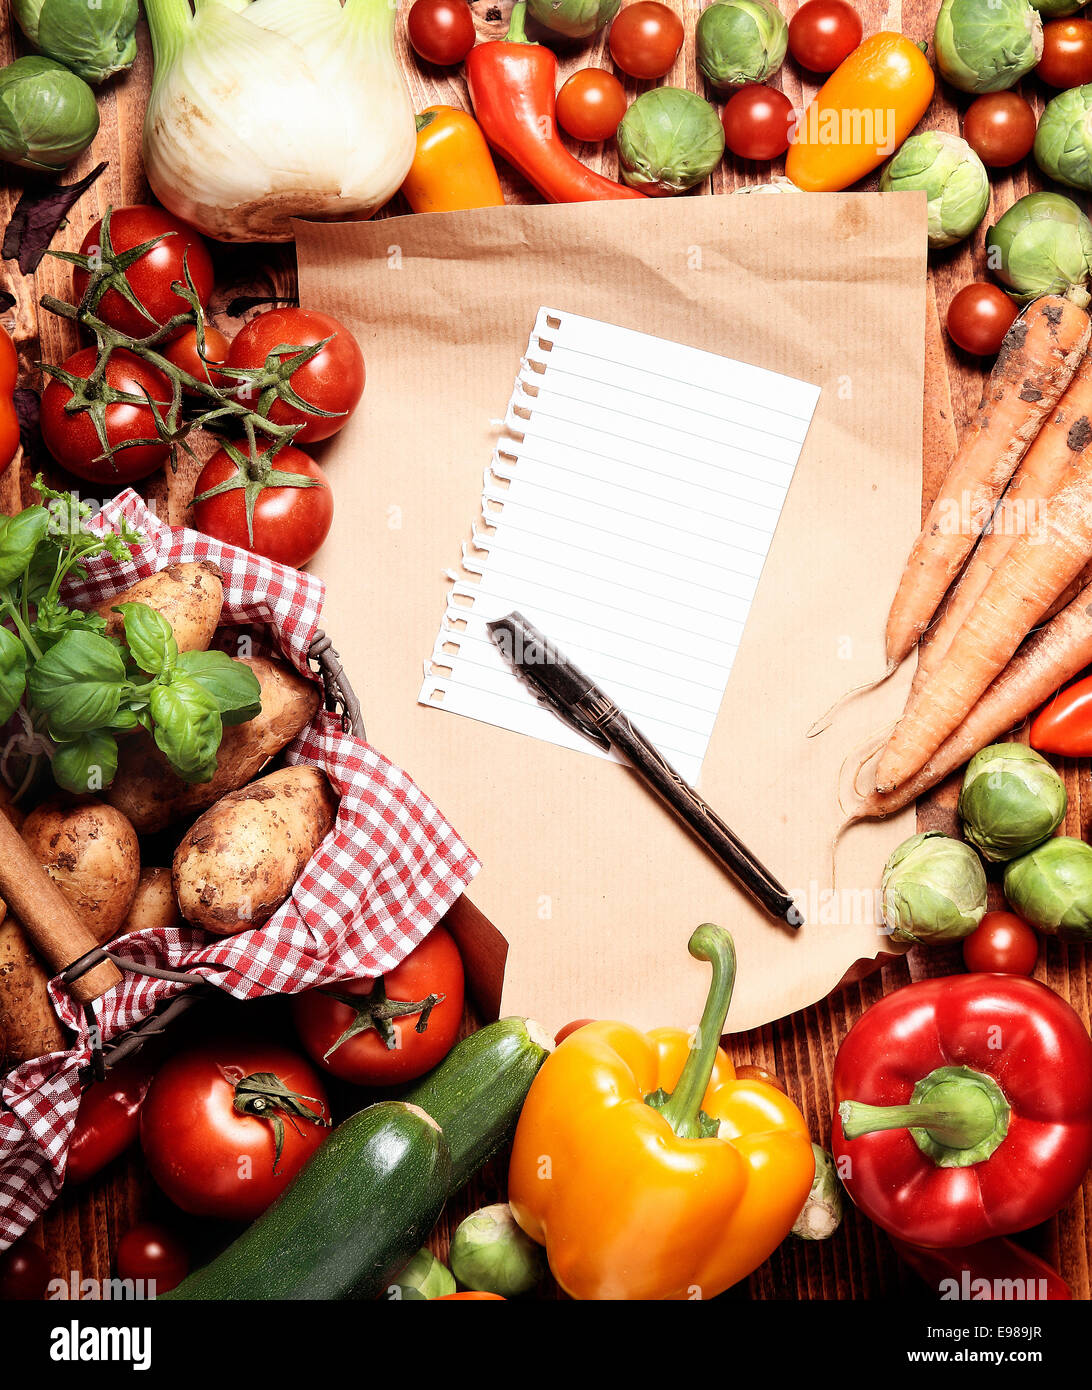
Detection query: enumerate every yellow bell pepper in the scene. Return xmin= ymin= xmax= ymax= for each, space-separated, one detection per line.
xmin=400 ymin=105 xmax=505 ymax=214
xmin=508 ymin=924 xmax=814 ymax=1301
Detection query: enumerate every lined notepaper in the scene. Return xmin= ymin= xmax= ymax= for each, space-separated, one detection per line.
xmin=418 ymin=308 xmax=820 ymax=783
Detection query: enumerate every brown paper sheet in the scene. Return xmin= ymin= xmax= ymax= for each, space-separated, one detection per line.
xmin=296 ymin=194 xmax=926 ymax=1032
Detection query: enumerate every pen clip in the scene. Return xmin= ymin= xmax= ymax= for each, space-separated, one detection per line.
xmin=534 ymin=683 xmax=612 ymax=751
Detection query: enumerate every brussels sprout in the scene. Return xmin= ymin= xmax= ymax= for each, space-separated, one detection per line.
xmin=393 ymin=1248 xmax=456 ymax=1300
xmin=1030 ymin=0 xmax=1081 ymax=14
xmin=934 ymin=0 xmax=1043 ymax=94
xmin=880 ymin=132 xmax=990 ymax=250
xmin=1003 ymin=836 xmax=1092 ymax=941
xmin=696 ymin=0 xmax=788 ymax=93
xmin=1034 ymin=84 xmax=1092 ymax=193
xmin=881 ymin=831 xmax=988 ymax=945
xmin=526 ymin=0 xmax=620 ymax=38
xmin=958 ymin=743 xmax=1067 ymax=863
xmin=617 ymin=88 xmax=726 ymax=196
xmin=449 ymin=1203 xmax=544 ymax=1297
xmin=986 ymin=191 xmax=1092 ymax=307
xmin=791 ymin=1144 xmax=844 ymax=1241
xmin=0 ymin=56 xmax=99 ymax=173
xmin=12 ymin=0 xmax=138 ymax=86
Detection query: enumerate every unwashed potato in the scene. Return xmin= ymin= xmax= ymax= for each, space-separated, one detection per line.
xmin=0 ymin=915 xmax=67 ymax=1069
xmin=106 ymin=655 xmax=321 ymax=833
xmin=92 ymin=561 xmax=223 ymax=655
xmin=174 ymin=767 xmax=338 ymax=935
xmin=120 ymin=867 xmax=181 ymax=936
xmin=22 ymin=799 xmax=141 ymax=946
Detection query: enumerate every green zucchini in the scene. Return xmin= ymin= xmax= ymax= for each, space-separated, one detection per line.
xmin=404 ymin=1016 xmax=553 ymax=1191
xmin=162 ymin=1101 xmax=450 ymax=1301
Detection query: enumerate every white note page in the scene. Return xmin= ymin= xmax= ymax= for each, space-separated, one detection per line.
xmin=418 ymin=307 xmax=820 ymax=783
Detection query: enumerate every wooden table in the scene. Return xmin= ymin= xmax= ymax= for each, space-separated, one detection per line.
xmin=1 ymin=0 xmax=1089 ymax=1301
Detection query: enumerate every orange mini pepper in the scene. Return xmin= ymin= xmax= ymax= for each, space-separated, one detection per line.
xmin=786 ymin=33 xmax=935 ymax=192
xmin=508 ymin=925 xmax=814 ymax=1301
xmin=400 ymin=105 xmax=505 ymax=215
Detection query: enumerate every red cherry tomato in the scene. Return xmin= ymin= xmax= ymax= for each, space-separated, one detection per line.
xmin=65 ymin=1055 xmax=154 ymax=1185
xmin=554 ymin=1018 xmax=596 ymax=1044
xmin=226 ymin=307 xmax=365 ymax=444
xmin=734 ymin=1063 xmax=787 ymax=1093
xmin=408 ymin=0 xmax=476 ymax=66
xmin=1030 ymin=673 xmax=1092 ymax=757
xmin=292 ymin=925 xmax=465 ymax=1085
xmin=962 ymin=92 xmax=1037 ymax=169
xmin=40 ymin=346 xmax=171 ymax=485
xmin=0 ymin=1237 xmax=49 ymax=1300
xmin=609 ymin=2 xmax=684 ymax=80
xmin=721 ymin=84 xmax=795 ymax=160
xmin=556 ymin=69 xmax=628 ymax=143
xmin=963 ymin=911 xmax=1040 ymax=977
xmin=946 ymin=284 xmax=1018 ymax=357
xmin=116 ymin=1223 xmax=189 ymax=1294
xmin=140 ymin=1041 xmax=330 ymax=1221
xmin=787 ymin=0 xmax=863 ymax=73
xmin=1038 ymin=18 xmax=1092 ymax=89
xmin=163 ymin=323 xmax=232 ymax=394
xmin=72 ymin=207 xmax=214 ymax=342
xmin=191 ymin=443 xmax=334 ymax=569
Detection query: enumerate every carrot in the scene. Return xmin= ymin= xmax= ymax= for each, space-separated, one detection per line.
xmin=885 ymin=297 xmax=1090 ymax=668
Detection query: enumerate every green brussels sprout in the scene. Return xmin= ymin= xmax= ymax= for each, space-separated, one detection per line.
xmin=696 ymin=0 xmax=788 ymax=93
xmin=393 ymin=1248 xmax=456 ymax=1300
xmin=1034 ymin=83 xmax=1092 ymax=193
xmin=881 ymin=831 xmax=988 ymax=945
xmin=526 ymin=0 xmax=620 ymax=38
xmin=12 ymin=0 xmax=138 ymax=86
xmin=617 ymin=88 xmax=726 ymax=196
xmin=1030 ymin=0 xmax=1081 ymax=14
xmin=958 ymin=743 xmax=1067 ymax=863
xmin=0 ymin=56 xmax=99 ymax=173
xmin=449 ymin=1204 xmax=544 ymax=1297
xmin=986 ymin=191 xmax=1092 ymax=307
xmin=1003 ymin=836 xmax=1092 ymax=941
xmin=880 ymin=132 xmax=990 ymax=250
xmin=934 ymin=0 xmax=1043 ymax=94
xmin=791 ymin=1144 xmax=844 ymax=1242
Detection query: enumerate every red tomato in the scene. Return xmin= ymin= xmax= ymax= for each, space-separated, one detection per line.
xmin=962 ymin=92 xmax=1037 ymax=168
xmin=434 ymin=1291 xmax=506 ymax=1299
xmin=140 ymin=1041 xmax=330 ymax=1221
xmin=963 ymin=911 xmax=1040 ymax=977
xmin=72 ymin=207 xmax=214 ymax=342
xmin=721 ymin=85 xmax=795 ymax=160
xmin=734 ymin=1063 xmax=787 ymax=1093
xmin=191 ymin=443 xmax=334 ymax=569
xmin=787 ymin=0 xmax=863 ymax=72
xmin=163 ymin=323 xmax=232 ymax=394
xmin=65 ymin=1055 xmax=154 ymax=1185
xmin=1031 ymin=673 xmax=1092 ymax=757
xmin=408 ymin=0 xmax=476 ymax=66
xmin=40 ymin=346 xmax=172 ymax=485
xmin=116 ymin=1223 xmax=189 ymax=1294
xmin=946 ymin=284 xmax=1018 ymax=357
xmin=0 ymin=1237 xmax=49 ymax=1300
xmin=609 ymin=2 xmax=684 ymax=80
xmin=292 ymin=925 xmax=465 ymax=1084
xmin=556 ymin=70 xmax=628 ymax=143
xmin=554 ymin=1018 xmax=596 ymax=1044
xmin=0 ymin=326 xmax=19 ymax=476
xmin=1038 ymin=18 xmax=1092 ymax=89
xmin=226 ymin=308 xmax=365 ymax=445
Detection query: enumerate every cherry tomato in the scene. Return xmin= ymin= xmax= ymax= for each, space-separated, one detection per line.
xmin=163 ymin=323 xmax=232 ymax=394
xmin=721 ymin=85 xmax=795 ymax=160
xmin=963 ymin=911 xmax=1040 ymax=977
xmin=408 ymin=0 xmax=476 ymax=66
xmin=72 ymin=207 xmax=214 ymax=342
xmin=116 ymin=1223 xmax=189 ymax=1294
xmin=0 ymin=1237 xmax=49 ymax=1300
xmin=40 ymin=346 xmax=172 ymax=485
xmin=734 ymin=1063 xmax=787 ymax=1093
xmin=787 ymin=0 xmax=863 ymax=73
xmin=946 ymin=284 xmax=1018 ymax=357
xmin=65 ymin=1055 xmax=154 ymax=1185
xmin=191 ymin=443 xmax=334 ymax=569
xmin=292 ymin=925 xmax=465 ymax=1085
xmin=226 ymin=307 xmax=365 ymax=444
xmin=609 ymin=2 xmax=684 ymax=80
xmin=1038 ymin=18 xmax=1092 ymax=89
xmin=434 ymin=1291 xmax=506 ymax=1299
xmin=555 ymin=1018 xmax=596 ymax=1044
xmin=556 ymin=69 xmax=628 ymax=143
xmin=962 ymin=92 xmax=1037 ymax=169
xmin=140 ymin=1041 xmax=330 ymax=1221
xmin=1030 ymin=673 xmax=1092 ymax=757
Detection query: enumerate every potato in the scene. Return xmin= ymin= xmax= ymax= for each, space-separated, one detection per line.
xmin=22 ymin=799 xmax=141 ymax=946
xmin=0 ymin=915 xmax=67 ymax=1069
xmin=120 ymin=867 xmax=181 ymax=936
xmin=92 ymin=560 xmax=223 ymax=654
xmin=173 ymin=767 xmax=338 ymax=935
xmin=106 ymin=655 xmax=321 ymax=833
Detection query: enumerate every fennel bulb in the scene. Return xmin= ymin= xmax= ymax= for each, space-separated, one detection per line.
xmin=143 ymin=0 xmax=416 ymax=242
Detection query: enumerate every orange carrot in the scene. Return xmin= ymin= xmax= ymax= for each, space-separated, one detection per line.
xmin=885 ymin=297 xmax=1090 ymax=668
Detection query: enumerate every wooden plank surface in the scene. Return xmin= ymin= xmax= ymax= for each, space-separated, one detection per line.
xmin=1 ymin=0 xmax=1089 ymax=1301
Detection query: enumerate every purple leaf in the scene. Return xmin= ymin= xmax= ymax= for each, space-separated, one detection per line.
xmin=2 ymin=163 xmax=109 ymax=275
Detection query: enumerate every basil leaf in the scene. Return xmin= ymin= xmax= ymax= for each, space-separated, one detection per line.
xmin=27 ymin=630 xmax=127 ymax=735
xmin=149 ymin=678 xmax=222 ymax=783
xmin=51 ymin=732 xmax=119 ymax=795
xmin=174 ymin=650 xmax=262 ymax=725
xmin=118 ymin=601 xmax=178 ymax=676
xmin=30 ymin=598 xmax=108 ymax=654
xmin=0 ymin=625 xmax=27 ymax=724
xmin=0 ymin=507 xmax=49 ymax=587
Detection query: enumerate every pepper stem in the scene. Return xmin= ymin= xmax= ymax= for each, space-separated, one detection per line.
xmin=505 ymin=1 xmax=530 ymax=44
xmin=650 ymin=924 xmax=736 ymax=1140
xmin=839 ymin=1066 xmax=1011 ymax=1169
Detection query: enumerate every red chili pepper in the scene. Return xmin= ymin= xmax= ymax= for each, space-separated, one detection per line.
xmin=0 ymin=325 xmax=20 ymax=476
xmin=890 ymin=1236 xmax=1071 ymax=1301
xmin=1030 ymin=673 xmax=1092 ymax=757
xmin=832 ymin=975 xmax=1092 ymax=1248
xmin=65 ymin=1055 xmax=155 ymax=1185
xmin=466 ymin=3 xmax=644 ymax=205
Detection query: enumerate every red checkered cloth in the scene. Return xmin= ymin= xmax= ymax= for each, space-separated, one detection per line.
xmin=0 ymin=490 xmax=480 ymax=1249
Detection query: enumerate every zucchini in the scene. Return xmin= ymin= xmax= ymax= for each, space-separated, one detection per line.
xmin=404 ymin=1016 xmax=553 ymax=1191
xmin=163 ymin=1101 xmax=450 ymax=1301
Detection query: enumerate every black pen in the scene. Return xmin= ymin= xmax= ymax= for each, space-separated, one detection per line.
xmin=486 ymin=611 xmax=804 ymax=930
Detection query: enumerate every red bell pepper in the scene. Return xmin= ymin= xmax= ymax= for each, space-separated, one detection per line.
xmin=65 ymin=1055 xmax=155 ymax=1184
xmin=890 ymin=1236 xmax=1071 ymax=1301
xmin=1030 ymin=673 xmax=1092 ymax=757
xmin=832 ymin=975 xmax=1092 ymax=1248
